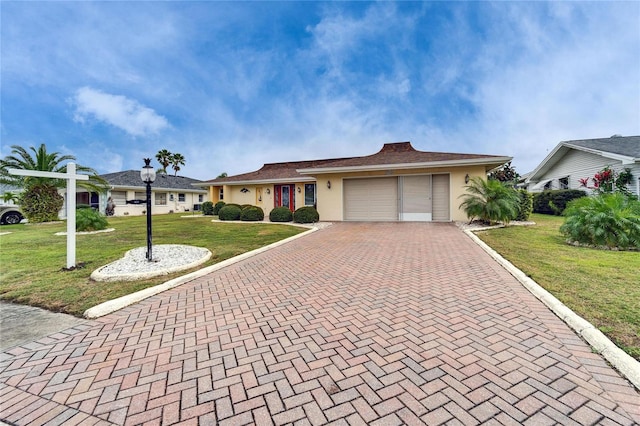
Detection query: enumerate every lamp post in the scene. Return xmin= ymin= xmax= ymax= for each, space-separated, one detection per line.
xmin=141 ymin=158 xmax=156 ymax=261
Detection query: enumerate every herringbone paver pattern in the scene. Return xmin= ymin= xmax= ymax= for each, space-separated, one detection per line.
xmin=1 ymin=223 xmax=638 ymax=425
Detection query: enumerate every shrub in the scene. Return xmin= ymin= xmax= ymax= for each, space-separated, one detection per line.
xmin=269 ymin=206 xmax=293 ymax=222
xmin=241 ymin=206 xmax=265 ymax=221
xmin=458 ymin=177 xmax=519 ymax=225
xmin=241 ymin=204 xmax=253 ymax=210
xmin=19 ymin=183 xmax=64 ymax=223
xmin=218 ymin=205 xmax=242 ymax=221
xmin=514 ymin=190 xmax=533 ymax=221
xmin=533 ymin=190 xmax=587 ymax=215
xmin=76 ymin=208 xmax=109 ymax=232
xmin=294 ymin=206 xmax=319 ymax=223
xmin=560 ymin=193 xmax=640 ymax=249
xmin=212 ymin=201 xmax=226 ymax=215
xmin=202 ymin=201 xmax=214 ymax=215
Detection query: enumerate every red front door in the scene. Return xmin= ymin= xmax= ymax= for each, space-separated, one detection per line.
xmin=274 ymin=184 xmax=295 ymax=211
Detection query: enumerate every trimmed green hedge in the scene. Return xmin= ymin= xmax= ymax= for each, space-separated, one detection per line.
xmin=212 ymin=201 xmax=226 ymax=215
xmin=202 ymin=201 xmax=214 ymax=215
xmin=515 ymin=190 xmax=533 ymax=221
xmin=533 ymin=189 xmax=587 ymax=215
xmin=294 ymin=206 xmax=319 ymax=223
xmin=218 ymin=205 xmax=241 ymax=221
xmin=269 ymin=207 xmax=293 ymax=222
xmin=241 ymin=206 xmax=265 ymax=221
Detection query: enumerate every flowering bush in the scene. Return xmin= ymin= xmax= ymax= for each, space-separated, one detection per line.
xmin=580 ymin=167 xmax=633 ymax=195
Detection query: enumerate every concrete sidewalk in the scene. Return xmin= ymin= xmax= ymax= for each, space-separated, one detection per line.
xmin=1 ymin=222 xmax=638 ymax=425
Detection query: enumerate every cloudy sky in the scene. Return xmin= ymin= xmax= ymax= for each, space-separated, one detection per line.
xmin=1 ymin=1 xmax=638 ymax=180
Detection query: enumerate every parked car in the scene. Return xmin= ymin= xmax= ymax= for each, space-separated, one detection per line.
xmin=0 ymin=205 xmax=24 ymax=225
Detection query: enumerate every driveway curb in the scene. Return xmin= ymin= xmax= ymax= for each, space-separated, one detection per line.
xmin=464 ymin=229 xmax=640 ymax=391
xmin=83 ymin=227 xmax=318 ymax=319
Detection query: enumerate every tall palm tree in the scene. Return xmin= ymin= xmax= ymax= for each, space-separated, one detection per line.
xmin=0 ymin=144 xmax=107 ymax=222
xmin=0 ymin=144 xmax=106 ymax=191
xmin=170 ymin=153 xmax=185 ymax=176
xmin=458 ymin=177 xmax=520 ymax=225
xmin=155 ymin=149 xmax=172 ymax=174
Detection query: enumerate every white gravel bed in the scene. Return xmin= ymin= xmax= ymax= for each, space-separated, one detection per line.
xmin=91 ymin=244 xmax=212 ymax=282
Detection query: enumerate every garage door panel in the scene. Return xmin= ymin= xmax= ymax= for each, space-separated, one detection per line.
xmin=401 ymin=175 xmax=431 ymax=221
xmin=344 ymin=178 xmax=397 ymax=221
xmin=432 ymin=174 xmax=450 ymax=221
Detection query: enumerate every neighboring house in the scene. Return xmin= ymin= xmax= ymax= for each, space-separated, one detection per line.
xmin=75 ymin=171 xmax=208 ymax=217
xmin=197 ymin=141 xmax=511 ymax=222
xmin=524 ymin=135 xmax=640 ymax=197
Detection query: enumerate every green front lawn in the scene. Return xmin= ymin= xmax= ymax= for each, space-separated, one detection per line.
xmin=0 ymin=214 xmax=304 ymax=316
xmin=475 ymin=213 xmax=640 ymax=360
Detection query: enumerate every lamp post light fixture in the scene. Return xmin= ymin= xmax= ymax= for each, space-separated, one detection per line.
xmin=141 ymin=158 xmax=156 ymax=261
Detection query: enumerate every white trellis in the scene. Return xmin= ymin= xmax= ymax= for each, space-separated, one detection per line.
xmin=9 ymin=163 xmax=89 ymax=269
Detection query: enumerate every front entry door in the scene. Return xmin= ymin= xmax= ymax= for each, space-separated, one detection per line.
xmin=274 ymin=184 xmax=296 ymax=211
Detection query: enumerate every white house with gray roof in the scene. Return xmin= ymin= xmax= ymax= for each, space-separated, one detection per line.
xmin=76 ymin=171 xmax=208 ymax=217
xmin=524 ymin=135 xmax=640 ymax=197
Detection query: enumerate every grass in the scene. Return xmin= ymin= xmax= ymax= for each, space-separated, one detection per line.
xmin=475 ymin=213 xmax=640 ymax=361
xmin=0 ymin=214 xmax=305 ymax=316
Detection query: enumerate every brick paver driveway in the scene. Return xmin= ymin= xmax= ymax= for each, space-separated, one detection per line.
xmin=1 ymin=223 xmax=639 ymax=425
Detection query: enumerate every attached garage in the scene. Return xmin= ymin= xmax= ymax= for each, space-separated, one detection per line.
xmin=344 ymin=177 xmax=398 ymax=221
xmin=343 ymin=174 xmax=450 ymax=222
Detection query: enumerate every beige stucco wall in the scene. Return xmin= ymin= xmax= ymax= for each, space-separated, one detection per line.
xmin=313 ymin=165 xmax=488 ymax=222
xmin=204 ymin=165 xmax=490 ymax=222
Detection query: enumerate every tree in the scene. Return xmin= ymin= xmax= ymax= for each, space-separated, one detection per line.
xmin=458 ymin=177 xmax=520 ymax=225
xmin=488 ymin=161 xmax=520 ymax=184
xmin=155 ymin=149 xmax=172 ymax=174
xmin=217 ymin=172 xmax=228 ymax=179
xmin=0 ymin=144 xmax=107 ymax=222
xmin=170 ymin=153 xmax=185 ymax=176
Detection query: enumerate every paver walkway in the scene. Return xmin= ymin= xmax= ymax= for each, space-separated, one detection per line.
xmin=0 ymin=222 xmax=638 ymax=425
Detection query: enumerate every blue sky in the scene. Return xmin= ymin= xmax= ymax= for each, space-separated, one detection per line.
xmin=1 ymin=1 xmax=639 ymax=181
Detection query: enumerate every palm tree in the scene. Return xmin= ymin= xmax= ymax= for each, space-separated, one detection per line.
xmin=170 ymin=153 xmax=185 ymax=176
xmin=458 ymin=177 xmax=520 ymax=225
xmin=155 ymin=149 xmax=172 ymax=174
xmin=0 ymin=144 xmax=107 ymax=222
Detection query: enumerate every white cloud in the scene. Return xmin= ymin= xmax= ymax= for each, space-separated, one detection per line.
xmin=72 ymin=87 xmax=169 ymax=137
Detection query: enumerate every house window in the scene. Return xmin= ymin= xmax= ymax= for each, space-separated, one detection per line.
xmin=198 ymin=194 xmax=204 ymax=202
xmin=219 ymin=188 xmax=224 ymax=200
xmin=155 ymin=193 xmax=167 ymax=206
xmin=559 ymin=177 xmax=569 ymax=190
xmin=134 ymin=192 xmax=146 ymax=200
xmin=111 ymin=191 xmax=126 ymax=205
xmin=544 ymin=181 xmax=552 ymax=190
xmin=304 ymin=183 xmax=316 ymax=206
xmin=178 ymin=193 xmax=186 ymax=202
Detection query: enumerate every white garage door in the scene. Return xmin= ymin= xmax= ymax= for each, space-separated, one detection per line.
xmin=432 ymin=174 xmax=450 ymax=221
xmin=400 ymin=175 xmax=432 ymax=221
xmin=344 ymin=177 xmax=398 ymax=221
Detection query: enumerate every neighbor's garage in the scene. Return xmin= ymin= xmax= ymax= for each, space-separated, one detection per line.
xmin=343 ymin=174 xmax=450 ymax=222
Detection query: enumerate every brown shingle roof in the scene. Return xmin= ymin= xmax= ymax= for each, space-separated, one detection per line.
xmin=204 ymin=142 xmax=510 ymax=184
xmin=303 ymin=142 xmax=507 ymax=169
xmin=203 ymin=157 xmax=355 ymax=184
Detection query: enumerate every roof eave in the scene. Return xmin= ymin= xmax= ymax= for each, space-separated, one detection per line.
xmin=199 ymin=177 xmax=316 ymax=186
xmin=109 ymin=184 xmax=207 ymax=193
xmin=297 ymin=157 xmax=512 ymax=175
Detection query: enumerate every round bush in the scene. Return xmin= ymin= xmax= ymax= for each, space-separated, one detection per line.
xmin=201 ymin=201 xmax=214 ymax=215
xmin=269 ymin=206 xmax=293 ymax=222
xmin=20 ymin=183 xmax=64 ymax=223
xmin=212 ymin=201 xmax=226 ymax=215
xmin=76 ymin=208 xmax=109 ymax=232
xmin=241 ymin=206 xmax=265 ymax=221
xmin=241 ymin=204 xmax=253 ymax=210
xmin=218 ymin=205 xmax=242 ymax=221
xmin=560 ymin=193 xmax=640 ymax=250
xmin=294 ymin=206 xmax=319 ymax=224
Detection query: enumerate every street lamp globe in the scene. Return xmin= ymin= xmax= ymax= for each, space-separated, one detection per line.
xmin=141 ymin=158 xmax=156 ymax=184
